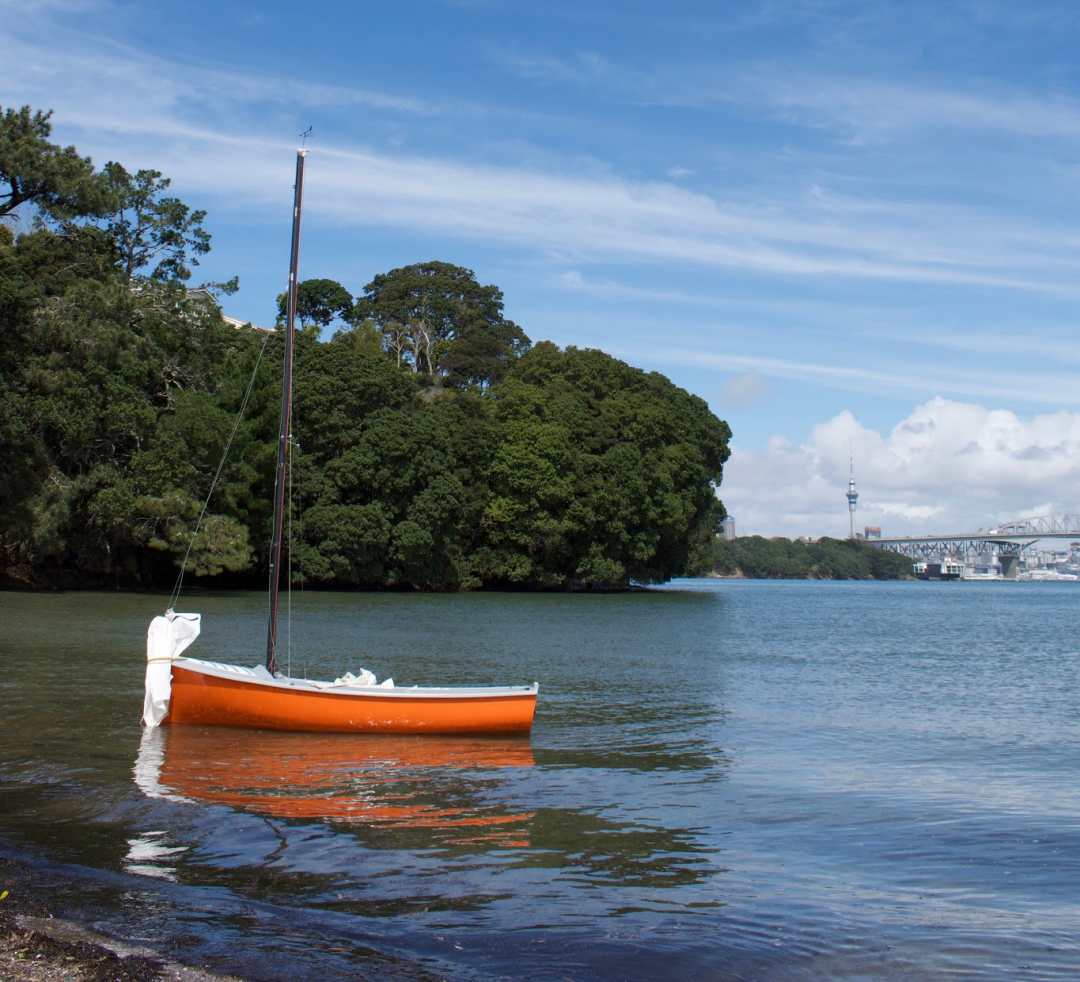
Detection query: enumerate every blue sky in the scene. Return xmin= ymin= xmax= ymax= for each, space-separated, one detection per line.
xmin=8 ymin=0 xmax=1080 ymax=537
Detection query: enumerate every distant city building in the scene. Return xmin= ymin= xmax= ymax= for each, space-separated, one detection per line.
xmin=721 ymin=515 xmax=736 ymax=541
xmin=846 ymin=458 xmax=859 ymax=539
xmin=864 ymin=526 xmax=881 ymax=539
xmin=186 ymin=287 xmax=271 ymax=333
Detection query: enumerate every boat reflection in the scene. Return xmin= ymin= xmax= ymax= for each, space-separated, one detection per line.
xmin=134 ymin=726 xmax=534 ymax=845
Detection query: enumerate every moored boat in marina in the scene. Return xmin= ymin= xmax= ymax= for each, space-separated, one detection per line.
xmin=1019 ymin=568 xmax=1079 ymax=582
xmin=914 ymin=559 xmax=963 ymax=580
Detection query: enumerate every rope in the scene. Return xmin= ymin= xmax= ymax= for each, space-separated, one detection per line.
xmin=167 ymin=333 xmax=271 ymax=612
xmin=286 ymin=428 xmax=293 ymax=677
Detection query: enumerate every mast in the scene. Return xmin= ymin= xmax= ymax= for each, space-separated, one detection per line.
xmin=266 ymin=147 xmax=307 ymax=674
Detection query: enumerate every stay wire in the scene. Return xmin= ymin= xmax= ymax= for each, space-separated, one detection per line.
xmin=286 ymin=424 xmax=293 ymax=677
xmin=167 ymin=332 xmax=271 ymax=612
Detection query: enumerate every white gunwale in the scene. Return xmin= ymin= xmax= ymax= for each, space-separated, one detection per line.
xmin=174 ymin=658 xmax=539 ymax=699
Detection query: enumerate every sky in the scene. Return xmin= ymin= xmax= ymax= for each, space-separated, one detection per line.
xmin=7 ymin=0 xmax=1080 ymax=539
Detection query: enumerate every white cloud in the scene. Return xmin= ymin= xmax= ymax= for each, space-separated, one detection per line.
xmin=721 ymin=370 xmax=768 ymax=407
xmin=722 ymin=398 xmax=1080 ymax=538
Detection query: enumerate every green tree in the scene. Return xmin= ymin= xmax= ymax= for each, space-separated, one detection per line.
xmin=0 ymin=106 xmax=106 ymax=220
xmin=354 ymin=260 xmax=529 ymax=385
xmin=101 ymin=162 xmax=211 ymax=281
xmin=698 ymin=535 xmax=913 ymax=580
xmin=144 ymin=503 xmax=254 ymax=578
xmin=276 ymin=277 xmax=353 ymax=329
xmin=333 ymin=317 xmax=384 ymax=357
xmin=475 ymin=343 xmax=731 ymax=589
xmin=441 ymin=316 xmax=530 ymax=390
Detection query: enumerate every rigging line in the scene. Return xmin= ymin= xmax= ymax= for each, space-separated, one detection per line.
xmin=168 ymin=331 xmax=271 ymax=613
xmin=296 ymin=436 xmax=305 ymax=592
xmin=287 ymin=371 xmax=303 ymax=672
xmin=286 ymin=424 xmax=293 ymax=677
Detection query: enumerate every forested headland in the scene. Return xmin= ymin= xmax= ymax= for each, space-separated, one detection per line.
xmin=0 ymin=106 xmax=732 ymax=592
xmin=702 ymin=535 xmax=913 ymax=580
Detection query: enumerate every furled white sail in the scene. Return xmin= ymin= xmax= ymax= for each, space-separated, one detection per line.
xmin=142 ymin=611 xmax=201 ymax=727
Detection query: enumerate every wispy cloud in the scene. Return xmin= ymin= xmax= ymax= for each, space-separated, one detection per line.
xmin=139 ymin=133 xmax=1077 ymax=295
xmin=9 ymin=19 xmax=1080 ymax=297
xmin=879 ymin=328 xmax=1080 ymax=365
xmin=555 ymin=270 xmax=714 ymax=306
xmin=491 ymin=37 xmax=1080 ymax=146
xmin=489 ymin=48 xmax=617 ymax=85
xmin=757 ymin=74 xmax=1080 ymax=144
xmin=721 ymin=369 xmax=769 ymax=407
xmin=0 ymin=0 xmax=103 ymax=10
xmin=612 ymin=342 xmax=1080 ymax=409
xmin=0 ymin=32 xmax=435 ymax=123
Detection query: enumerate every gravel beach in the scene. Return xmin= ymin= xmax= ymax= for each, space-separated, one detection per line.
xmin=0 ymin=858 xmax=233 ymax=981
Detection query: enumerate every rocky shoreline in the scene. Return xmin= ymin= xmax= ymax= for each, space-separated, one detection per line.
xmin=0 ymin=858 xmax=231 ymax=981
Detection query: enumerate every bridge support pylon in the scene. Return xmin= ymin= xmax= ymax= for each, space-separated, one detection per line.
xmin=999 ymin=554 xmax=1019 ymax=579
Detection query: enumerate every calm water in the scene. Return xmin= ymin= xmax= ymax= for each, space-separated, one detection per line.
xmin=1 ymin=581 xmax=1079 ymax=979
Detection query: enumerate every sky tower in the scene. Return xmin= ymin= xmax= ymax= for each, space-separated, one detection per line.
xmin=846 ymin=458 xmax=859 ymax=539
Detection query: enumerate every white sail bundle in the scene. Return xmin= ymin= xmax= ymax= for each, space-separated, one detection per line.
xmin=142 ymin=611 xmax=201 ymax=727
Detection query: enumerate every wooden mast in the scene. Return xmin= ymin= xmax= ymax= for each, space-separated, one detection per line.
xmin=266 ymin=147 xmax=307 ymax=674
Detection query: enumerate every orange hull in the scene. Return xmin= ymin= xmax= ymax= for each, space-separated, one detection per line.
xmin=166 ymin=660 xmax=538 ymax=734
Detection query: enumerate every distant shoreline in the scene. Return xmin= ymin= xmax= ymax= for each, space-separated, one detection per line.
xmin=701 ymin=536 xmax=913 ymax=581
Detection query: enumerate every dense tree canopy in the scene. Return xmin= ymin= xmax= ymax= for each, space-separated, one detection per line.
xmin=697 ymin=536 xmax=912 ymax=580
xmin=0 ymin=109 xmax=733 ymax=592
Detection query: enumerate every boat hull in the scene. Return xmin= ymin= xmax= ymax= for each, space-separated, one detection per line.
xmin=166 ymin=661 xmax=538 ymax=734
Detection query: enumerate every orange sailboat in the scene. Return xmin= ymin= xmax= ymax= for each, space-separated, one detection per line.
xmin=141 ymin=148 xmax=538 ymax=735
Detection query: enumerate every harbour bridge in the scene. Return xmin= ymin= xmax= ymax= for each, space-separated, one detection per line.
xmin=868 ymin=514 xmax=1080 ymax=578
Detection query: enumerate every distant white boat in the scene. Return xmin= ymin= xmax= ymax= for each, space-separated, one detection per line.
xmin=960 ymin=566 xmax=1002 ymax=581
xmin=1019 ymin=569 xmax=1079 ymax=582
xmin=914 ymin=560 xmax=963 ymax=580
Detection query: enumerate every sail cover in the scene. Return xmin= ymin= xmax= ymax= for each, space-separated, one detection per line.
xmin=142 ymin=611 xmax=201 ymax=727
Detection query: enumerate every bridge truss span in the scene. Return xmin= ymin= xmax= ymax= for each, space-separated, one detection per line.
xmin=871 ymin=535 xmax=1036 ymax=561
xmin=865 ymin=514 xmax=1080 ymax=576
xmin=985 ymin=515 xmax=1080 ymax=536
